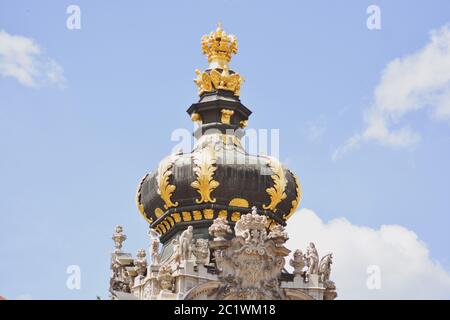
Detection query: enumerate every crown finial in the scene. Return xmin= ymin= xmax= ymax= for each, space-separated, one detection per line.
xmin=194 ymin=24 xmax=244 ymax=97
xmin=201 ymin=23 xmax=238 ymax=69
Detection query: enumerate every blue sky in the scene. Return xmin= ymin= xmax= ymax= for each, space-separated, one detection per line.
xmin=1 ymin=0 xmax=450 ymax=299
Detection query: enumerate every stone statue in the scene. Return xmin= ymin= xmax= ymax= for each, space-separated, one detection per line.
xmin=179 ymin=225 xmax=194 ymax=261
xmin=289 ymin=249 xmax=306 ymax=275
xmin=171 ymin=238 xmax=181 ymax=265
xmin=268 ymin=224 xmax=289 ymax=243
xmin=109 ymin=225 xmax=132 ymax=295
xmin=193 ymin=238 xmax=210 ymax=265
xmin=234 ymin=206 xmax=266 ymax=244
xmin=121 ymin=270 xmax=132 ymax=293
xmin=109 ymin=258 xmax=132 ymax=294
xmin=157 ymin=264 xmax=174 ymax=293
xmin=305 ymin=242 xmax=319 ymax=275
xmin=134 ymin=248 xmax=148 ymax=279
xmin=148 ymin=228 xmax=160 ymax=265
xmin=112 ymin=225 xmax=126 ymax=253
xmin=318 ymin=253 xmax=333 ymax=283
xmin=109 ymin=260 xmax=121 ymax=292
xmin=209 ymin=217 xmax=232 ymax=241
xmin=209 ymin=209 xmax=289 ymax=300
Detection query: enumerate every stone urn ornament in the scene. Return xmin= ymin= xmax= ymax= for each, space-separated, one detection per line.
xmin=208 ymin=217 xmax=232 ymax=241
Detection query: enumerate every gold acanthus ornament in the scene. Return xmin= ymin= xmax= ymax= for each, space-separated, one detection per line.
xmin=190 ymin=145 xmax=220 ymax=204
xmin=283 ymin=172 xmax=302 ymax=220
xmin=194 ymin=66 xmax=243 ymax=96
xmin=157 ymin=153 xmax=181 ymax=209
xmin=263 ymin=157 xmax=288 ymax=212
xmin=136 ymin=173 xmax=153 ymax=224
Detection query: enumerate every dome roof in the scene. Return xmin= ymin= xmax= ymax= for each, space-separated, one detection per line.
xmin=135 ymin=25 xmax=302 ymax=243
xmin=137 ymin=131 xmax=301 ymax=243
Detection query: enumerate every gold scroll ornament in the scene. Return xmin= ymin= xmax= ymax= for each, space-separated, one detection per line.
xmin=283 ymin=173 xmax=302 ymax=220
xmin=191 ymin=146 xmax=220 ymax=203
xmin=263 ymin=157 xmax=287 ymax=212
xmin=157 ymin=153 xmax=181 ymax=210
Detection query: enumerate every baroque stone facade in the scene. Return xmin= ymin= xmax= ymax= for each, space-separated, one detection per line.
xmin=109 ymin=207 xmax=337 ymax=300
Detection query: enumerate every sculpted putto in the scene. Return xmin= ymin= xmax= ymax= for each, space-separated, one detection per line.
xmin=134 ymin=248 xmax=148 ymax=278
xmin=268 ymin=224 xmax=289 ymax=243
xmin=234 ymin=206 xmax=267 ymax=244
xmin=157 ymin=264 xmax=174 ymax=293
xmin=193 ymin=238 xmax=210 ymax=265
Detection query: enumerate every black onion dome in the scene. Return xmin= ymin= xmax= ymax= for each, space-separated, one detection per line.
xmin=136 ymin=25 xmax=301 ymax=243
xmin=136 ymin=90 xmax=301 ymax=243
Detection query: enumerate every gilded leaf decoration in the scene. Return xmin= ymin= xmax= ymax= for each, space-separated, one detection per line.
xmin=157 ymin=153 xmax=180 ymax=209
xmin=136 ymin=173 xmax=153 ymax=224
xmin=283 ymin=173 xmax=302 ymax=220
xmin=263 ymin=157 xmax=287 ymax=212
xmin=191 ymin=146 xmax=220 ymax=203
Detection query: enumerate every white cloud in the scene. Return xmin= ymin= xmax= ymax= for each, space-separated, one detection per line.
xmin=0 ymin=30 xmax=65 ymax=87
xmin=306 ymin=117 xmax=327 ymax=142
xmin=286 ymin=208 xmax=450 ymax=299
xmin=333 ymin=24 xmax=450 ymax=159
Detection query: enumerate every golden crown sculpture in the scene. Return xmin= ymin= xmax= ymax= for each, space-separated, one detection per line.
xmin=201 ymin=22 xmax=237 ymax=68
xmin=194 ymin=23 xmax=244 ymax=96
